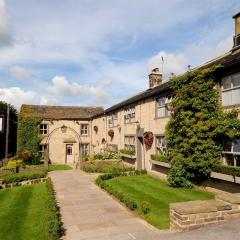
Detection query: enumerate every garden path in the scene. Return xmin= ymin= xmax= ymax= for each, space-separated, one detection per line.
xmin=50 ymin=170 xmax=240 ymax=240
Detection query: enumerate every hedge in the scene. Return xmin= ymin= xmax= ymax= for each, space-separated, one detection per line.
xmin=212 ymin=165 xmax=240 ymax=177
xmin=120 ymin=148 xmax=135 ymax=156
xmin=0 ymin=171 xmax=47 ymax=184
xmin=96 ymin=170 xmax=147 ymax=211
xmin=45 ymin=178 xmax=64 ymax=239
xmin=150 ymin=154 xmax=169 ymax=163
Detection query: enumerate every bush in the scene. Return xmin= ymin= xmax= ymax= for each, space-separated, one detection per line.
xmin=16 ymin=150 xmax=41 ymax=165
xmin=150 ymin=154 xmax=169 ymax=163
xmin=0 ymin=171 xmax=47 ymax=184
xmin=120 ymin=148 xmax=135 ymax=156
xmin=141 ymin=201 xmax=150 ymax=214
xmin=212 ymin=164 xmax=240 ymax=177
xmin=6 ymin=160 xmax=24 ymax=173
xmin=93 ymin=152 xmax=119 ymax=160
xmin=45 ymin=178 xmax=64 ymax=239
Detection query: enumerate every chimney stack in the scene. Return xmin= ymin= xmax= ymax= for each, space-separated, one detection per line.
xmin=233 ymin=12 xmax=240 ymax=51
xmin=149 ymin=68 xmax=162 ymax=88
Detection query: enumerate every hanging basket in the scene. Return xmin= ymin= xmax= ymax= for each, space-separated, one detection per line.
xmin=101 ymin=138 xmax=106 ymax=144
xmin=108 ymin=129 xmax=114 ymax=139
xmin=143 ymin=131 xmax=154 ymax=149
xmin=93 ymin=125 xmax=98 ymax=133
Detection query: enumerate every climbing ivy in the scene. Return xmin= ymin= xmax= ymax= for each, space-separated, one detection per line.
xmin=166 ymin=66 xmax=240 ymax=188
xmin=17 ymin=117 xmax=42 ymax=155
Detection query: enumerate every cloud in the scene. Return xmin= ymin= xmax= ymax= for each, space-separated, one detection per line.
xmin=0 ymin=87 xmax=36 ymax=109
xmin=49 ymin=76 xmax=110 ymax=104
xmin=0 ymin=0 xmax=12 ymax=47
xmin=40 ymin=96 xmax=57 ymax=105
xmin=10 ymin=66 xmax=29 ymax=80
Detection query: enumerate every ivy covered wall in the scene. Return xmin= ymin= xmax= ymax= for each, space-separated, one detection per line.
xmin=17 ymin=117 xmax=42 ymax=155
xmin=166 ymin=66 xmax=240 ymax=188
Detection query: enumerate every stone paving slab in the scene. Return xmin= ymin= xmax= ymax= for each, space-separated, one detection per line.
xmin=50 ymin=170 xmax=240 ymax=240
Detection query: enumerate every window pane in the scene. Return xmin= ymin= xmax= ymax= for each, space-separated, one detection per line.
xmin=222 ymin=91 xmax=232 ymax=106
xmin=236 ymin=155 xmax=240 ymax=167
xmin=232 ymin=73 xmax=240 ymax=87
xmin=158 ymin=107 xmax=166 ymax=117
xmin=225 ymin=154 xmax=234 ymax=166
xmin=232 ymin=88 xmax=240 ymax=105
xmin=223 ymin=139 xmax=232 ymax=152
xmin=233 ymin=138 xmax=240 ymax=153
xmin=222 ymin=77 xmax=231 ymax=90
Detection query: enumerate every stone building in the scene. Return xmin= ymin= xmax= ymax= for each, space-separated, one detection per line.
xmin=19 ymin=13 xmax=240 ymax=170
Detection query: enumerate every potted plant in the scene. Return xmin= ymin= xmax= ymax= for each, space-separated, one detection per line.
xmin=93 ymin=125 xmax=98 ymax=133
xmin=108 ymin=129 xmax=114 ymax=140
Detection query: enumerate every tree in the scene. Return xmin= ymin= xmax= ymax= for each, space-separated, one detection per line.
xmin=0 ymin=101 xmax=18 ymax=161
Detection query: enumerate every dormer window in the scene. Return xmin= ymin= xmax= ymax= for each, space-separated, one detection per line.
xmin=40 ymin=123 xmax=48 ymax=135
xmin=108 ymin=113 xmax=118 ymax=127
xmin=221 ymin=72 xmax=240 ymax=106
xmin=156 ymin=95 xmax=172 ymax=118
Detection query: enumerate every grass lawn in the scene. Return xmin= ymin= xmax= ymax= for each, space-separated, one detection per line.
xmin=0 ymin=183 xmax=60 ymax=240
xmin=48 ymin=163 xmax=72 ymax=171
xmin=105 ymin=174 xmax=214 ymax=229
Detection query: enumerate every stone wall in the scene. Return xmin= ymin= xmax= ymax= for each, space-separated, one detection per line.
xmin=170 ymin=194 xmax=240 ymax=232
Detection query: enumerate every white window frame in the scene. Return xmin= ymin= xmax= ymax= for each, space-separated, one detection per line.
xmin=221 ymin=72 xmax=240 ymax=106
xmin=124 ymin=106 xmax=135 ymax=124
xmin=81 ymin=143 xmax=89 ymax=157
xmin=156 ymin=95 xmax=172 ymax=118
xmin=0 ymin=115 xmax=3 ymax=133
xmin=39 ymin=144 xmax=48 ymax=158
xmin=81 ymin=124 xmax=89 ymax=136
xmin=108 ymin=113 xmax=118 ymax=128
xmin=222 ymin=138 xmax=240 ymax=167
xmin=124 ymin=135 xmax=136 ymax=154
xmin=40 ymin=123 xmax=48 ymax=135
xmin=156 ymin=135 xmax=167 ymax=155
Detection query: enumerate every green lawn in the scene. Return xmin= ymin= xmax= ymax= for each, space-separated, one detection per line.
xmin=48 ymin=163 xmax=72 ymax=171
xmin=0 ymin=183 xmax=61 ymax=240
xmin=105 ymin=175 xmax=214 ymax=229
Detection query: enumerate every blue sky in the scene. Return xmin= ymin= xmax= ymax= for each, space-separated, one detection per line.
xmin=0 ymin=0 xmax=240 ymax=110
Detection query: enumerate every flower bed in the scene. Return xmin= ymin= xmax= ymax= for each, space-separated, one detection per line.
xmin=212 ymin=165 xmax=240 ymax=177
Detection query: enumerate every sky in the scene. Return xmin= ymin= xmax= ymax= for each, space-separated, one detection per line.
xmin=0 ymin=0 xmax=240 ymax=110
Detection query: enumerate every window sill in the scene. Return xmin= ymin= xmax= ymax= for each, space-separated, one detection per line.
xmin=222 ymin=104 xmax=240 ymax=109
xmin=154 ymin=116 xmax=170 ymax=120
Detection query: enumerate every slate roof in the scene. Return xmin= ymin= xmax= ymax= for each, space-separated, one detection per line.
xmin=19 ymin=104 xmax=104 ymax=120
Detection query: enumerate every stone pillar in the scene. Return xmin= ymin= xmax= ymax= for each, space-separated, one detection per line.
xmin=44 ymin=148 xmax=49 ymax=170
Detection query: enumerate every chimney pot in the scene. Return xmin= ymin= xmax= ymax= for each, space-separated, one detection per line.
xmin=232 ymin=12 xmax=240 ymax=51
xmin=149 ymin=68 xmax=162 ymax=88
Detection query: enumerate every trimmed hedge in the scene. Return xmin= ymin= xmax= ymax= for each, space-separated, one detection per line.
xmin=120 ymin=148 xmax=135 ymax=156
xmin=96 ymin=170 xmax=147 ymax=211
xmin=212 ymin=165 xmax=240 ymax=177
xmin=45 ymin=178 xmax=64 ymax=239
xmin=0 ymin=171 xmax=47 ymax=184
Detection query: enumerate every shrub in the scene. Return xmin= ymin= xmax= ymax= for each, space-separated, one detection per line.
xmin=45 ymin=178 xmax=64 ymax=239
xmin=0 ymin=171 xmax=47 ymax=184
xmin=6 ymin=160 xmax=24 ymax=173
xmin=93 ymin=152 xmax=119 ymax=160
xmin=150 ymin=154 xmax=169 ymax=163
xmin=212 ymin=164 xmax=240 ymax=177
xmin=16 ymin=150 xmax=42 ymax=165
xmin=120 ymin=148 xmax=135 ymax=156
xmin=141 ymin=201 xmax=150 ymax=214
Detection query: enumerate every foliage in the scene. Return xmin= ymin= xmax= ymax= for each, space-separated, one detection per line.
xmin=17 ymin=117 xmax=42 ymax=158
xmin=0 ymin=171 xmax=47 ymax=184
xmin=141 ymin=201 xmax=150 ymax=214
xmin=212 ymin=164 xmax=240 ymax=177
xmin=45 ymin=178 xmax=65 ymax=239
xmin=82 ymin=160 xmax=134 ymax=173
xmin=166 ymin=66 xmax=240 ymax=188
xmin=16 ymin=150 xmax=41 ymax=165
xmin=120 ymin=148 xmax=135 ymax=156
xmin=150 ymin=154 xmax=169 ymax=163
xmin=96 ymin=174 xmax=213 ymax=229
xmin=6 ymin=160 xmax=24 ymax=173
xmin=48 ymin=164 xmax=72 ymax=171
xmin=0 ymin=182 xmax=63 ymax=240
xmin=0 ymin=101 xmax=18 ymax=160
xmin=93 ymin=152 xmax=119 ymax=160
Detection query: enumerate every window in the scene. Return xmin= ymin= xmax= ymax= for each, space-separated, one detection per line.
xmin=221 ymin=72 xmax=240 ymax=106
xmin=108 ymin=113 xmax=118 ymax=127
xmin=124 ymin=106 xmax=135 ymax=123
xmin=124 ymin=136 xmax=135 ymax=154
xmin=222 ymin=138 xmax=240 ymax=167
xmin=106 ymin=144 xmax=118 ymax=152
xmin=40 ymin=124 xmax=48 ymax=135
xmin=156 ymin=95 xmax=172 ymax=118
xmin=156 ymin=136 xmax=167 ymax=155
xmin=39 ymin=144 xmax=48 ymax=157
xmin=81 ymin=143 xmax=89 ymax=157
xmin=81 ymin=124 xmax=89 ymax=135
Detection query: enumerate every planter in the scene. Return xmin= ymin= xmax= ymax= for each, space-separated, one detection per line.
xmin=150 ymin=160 xmax=171 ymax=168
xmin=211 ymin=171 xmax=240 ymax=184
xmin=120 ymin=153 xmax=136 ymax=160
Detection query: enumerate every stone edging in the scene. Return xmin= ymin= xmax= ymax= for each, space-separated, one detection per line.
xmin=0 ymin=177 xmax=48 ymax=189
